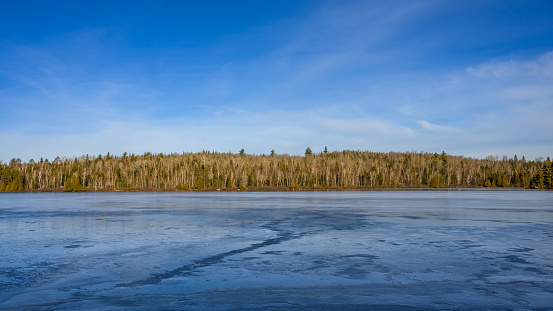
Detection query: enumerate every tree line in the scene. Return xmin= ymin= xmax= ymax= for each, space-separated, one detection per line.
xmin=0 ymin=149 xmax=551 ymax=192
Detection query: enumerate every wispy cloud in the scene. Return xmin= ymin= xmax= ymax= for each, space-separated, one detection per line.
xmin=417 ymin=120 xmax=457 ymax=132
xmin=467 ymin=52 xmax=553 ymax=78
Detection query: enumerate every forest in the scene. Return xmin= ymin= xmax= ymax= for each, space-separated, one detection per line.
xmin=0 ymin=149 xmax=551 ymax=192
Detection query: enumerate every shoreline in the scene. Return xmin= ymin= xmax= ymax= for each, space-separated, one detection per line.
xmin=1 ymin=185 xmax=543 ymax=193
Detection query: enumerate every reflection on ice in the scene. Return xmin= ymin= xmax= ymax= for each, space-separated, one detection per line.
xmin=1 ymin=190 xmax=552 ymax=310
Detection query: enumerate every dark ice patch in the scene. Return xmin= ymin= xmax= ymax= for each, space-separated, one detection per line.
xmin=341 ymin=254 xmax=379 ymax=261
xmin=334 ymin=266 xmax=369 ymax=280
xmin=524 ymin=267 xmax=545 ymax=274
xmin=474 ymin=269 xmax=499 ymax=280
xmin=260 ymin=251 xmax=283 ymax=255
xmin=508 ymin=247 xmax=534 ymax=253
xmin=455 ymin=239 xmax=482 ymax=249
xmin=503 ymin=255 xmax=529 ymax=264
xmin=401 ymin=216 xmax=423 ymax=220
xmin=375 ymin=264 xmax=392 ymax=273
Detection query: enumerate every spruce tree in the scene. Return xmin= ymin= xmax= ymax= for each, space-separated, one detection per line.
xmin=0 ymin=168 xmax=11 ymax=191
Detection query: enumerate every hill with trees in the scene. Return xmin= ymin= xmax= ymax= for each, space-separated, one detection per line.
xmin=0 ymin=149 xmax=551 ymax=192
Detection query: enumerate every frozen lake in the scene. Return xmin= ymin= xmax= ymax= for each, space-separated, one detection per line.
xmin=1 ymin=190 xmax=552 ymax=310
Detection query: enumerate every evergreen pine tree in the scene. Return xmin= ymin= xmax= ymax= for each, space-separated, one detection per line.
xmin=542 ymin=161 xmax=552 ymax=188
xmin=0 ymin=168 xmax=11 ymax=191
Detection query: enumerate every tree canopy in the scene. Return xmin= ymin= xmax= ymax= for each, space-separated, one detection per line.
xmin=0 ymin=150 xmax=549 ymax=192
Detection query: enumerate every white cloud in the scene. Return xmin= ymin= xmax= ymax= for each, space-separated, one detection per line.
xmin=417 ymin=120 xmax=457 ymax=132
xmin=467 ymin=52 xmax=553 ymax=78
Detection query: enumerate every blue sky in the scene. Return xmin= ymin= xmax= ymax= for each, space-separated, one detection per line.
xmin=1 ymin=0 xmax=552 ymax=162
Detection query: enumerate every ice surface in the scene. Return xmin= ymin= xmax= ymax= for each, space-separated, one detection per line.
xmin=1 ymin=190 xmax=552 ymax=310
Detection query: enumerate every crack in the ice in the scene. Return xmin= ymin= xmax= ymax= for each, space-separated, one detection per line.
xmin=118 ymin=210 xmax=364 ymax=288
xmin=119 ymin=230 xmax=317 ymax=287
